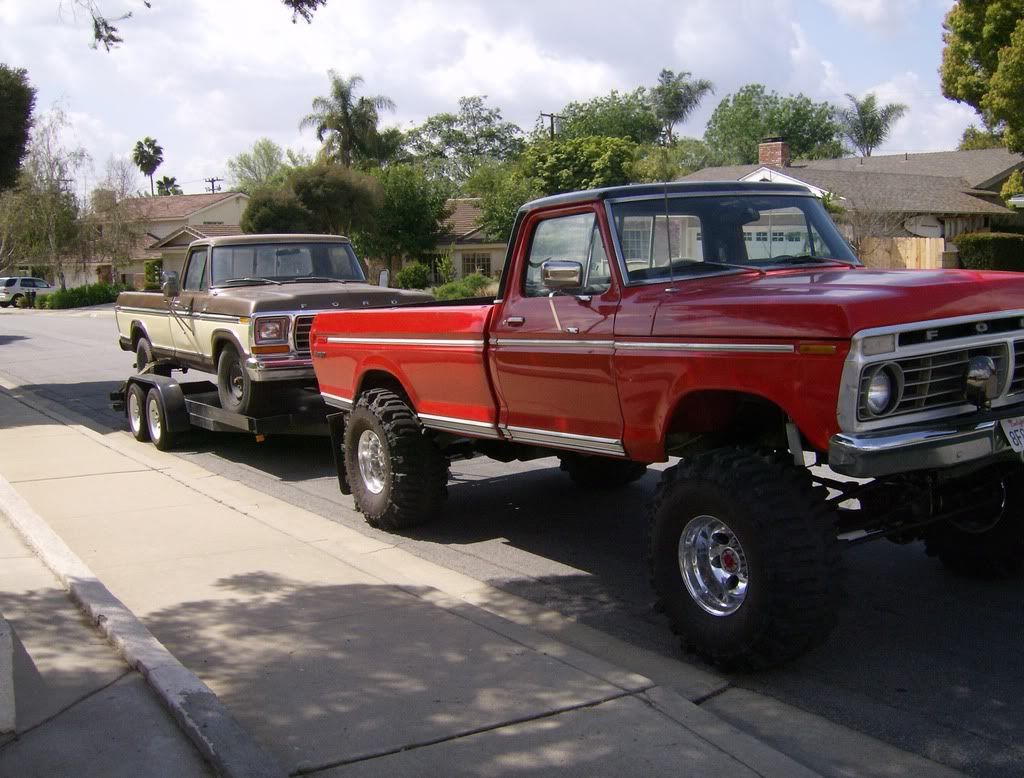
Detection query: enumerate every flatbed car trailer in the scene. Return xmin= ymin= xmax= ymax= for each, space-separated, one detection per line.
xmin=110 ymin=374 xmax=329 ymax=451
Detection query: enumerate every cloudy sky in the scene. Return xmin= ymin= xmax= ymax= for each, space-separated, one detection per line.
xmin=1 ymin=0 xmax=977 ymax=195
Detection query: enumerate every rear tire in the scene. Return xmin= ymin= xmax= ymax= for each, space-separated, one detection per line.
xmin=344 ymin=388 xmax=448 ymax=531
xmin=648 ymin=447 xmax=842 ymax=671
xmin=559 ymin=454 xmax=647 ymax=489
xmin=136 ymin=337 xmax=172 ymax=377
xmin=145 ymin=388 xmax=176 ymax=451
xmin=127 ymin=383 xmax=150 ymax=442
xmin=217 ymin=345 xmax=267 ymax=415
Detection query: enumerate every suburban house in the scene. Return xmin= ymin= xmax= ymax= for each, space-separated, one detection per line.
xmin=682 ymin=141 xmax=1023 ymax=269
xmin=80 ymin=192 xmax=249 ymax=288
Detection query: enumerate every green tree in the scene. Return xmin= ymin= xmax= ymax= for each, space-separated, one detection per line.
xmin=226 ymin=138 xmax=290 ymax=193
xmin=356 ymin=164 xmax=453 ymax=274
xmin=0 ymin=65 xmax=37 ymax=191
xmin=630 ymin=138 xmax=713 ymax=182
xmin=837 ymin=93 xmax=908 ymax=157
xmin=958 ymin=124 xmax=1006 ymax=149
xmin=131 ymin=136 xmax=163 ymax=195
xmin=704 ymin=84 xmax=844 ymax=165
xmin=405 ymin=96 xmax=525 ymax=185
xmin=1001 ymin=168 xmax=1024 ymax=204
xmin=521 ymin=136 xmax=636 ymax=196
xmin=556 ymin=89 xmax=662 ymax=145
xmin=650 ymin=69 xmax=714 ymax=144
xmin=241 ymin=188 xmax=314 ymax=233
xmin=86 ymin=155 xmax=145 ymax=278
xmin=941 ymin=1 xmax=1024 ymax=151
xmin=71 ymin=1 xmax=328 ymax=49
xmin=299 ymin=71 xmax=395 ymax=168
xmin=155 ymin=175 xmax=182 ymax=195
xmin=477 ymin=167 xmax=542 ymax=244
xmin=288 ymin=163 xmax=382 ymax=235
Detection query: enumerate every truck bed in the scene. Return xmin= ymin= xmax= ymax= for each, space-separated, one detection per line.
xmin=311 ymin=302 xmax=500 ymax=435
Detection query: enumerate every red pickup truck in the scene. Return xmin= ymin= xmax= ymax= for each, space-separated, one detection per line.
xmin=310 ymin=181 xmax=1024 ymax=669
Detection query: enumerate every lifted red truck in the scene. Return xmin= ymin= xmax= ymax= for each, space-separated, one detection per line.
xmin=311 ymin=181 xmax=1024 ymax=669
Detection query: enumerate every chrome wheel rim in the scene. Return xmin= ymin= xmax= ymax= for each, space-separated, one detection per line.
xmin=147 ymin=398 xmax=162 ymax=442
xmin=357 ymin=429 xmax=387 ymax=495
xmin=128 ymin=390 xmax=143 ymax=434
xmin=679 ymin=515 xmax=749 ymax=616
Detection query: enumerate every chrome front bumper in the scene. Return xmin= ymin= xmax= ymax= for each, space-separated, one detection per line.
xmin=829 ymin=404 xmax=1024 ymax=478
xmin=245 ymin=355 xmax=315 ymax=383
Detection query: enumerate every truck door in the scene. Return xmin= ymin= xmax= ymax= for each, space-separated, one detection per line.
xmin=489 ymin=206 xmax=625 ymax=456
xmin=170 ymin=246 xmax=210 ymax=363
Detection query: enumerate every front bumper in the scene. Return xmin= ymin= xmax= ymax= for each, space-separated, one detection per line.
xmin=829 ymin=403 xmax=1024 ymax=478
xmin=244 ymin=355 xmax=315 ymax=383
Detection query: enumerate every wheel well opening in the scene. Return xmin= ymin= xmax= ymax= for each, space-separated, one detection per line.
xmin=130 ymin=323 xmax=146 ymax=349
xmin=356 ymin=371 xmax=412 ymax=407
xmin=665 ymin=390 xmax=789 ymax=455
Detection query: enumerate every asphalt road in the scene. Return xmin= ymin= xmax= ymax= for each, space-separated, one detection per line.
xmin=3 ymin=307 xmax=1023 ymax=776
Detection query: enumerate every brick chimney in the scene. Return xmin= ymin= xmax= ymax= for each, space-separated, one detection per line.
xmin=758 ymin=137 xmax=791 ymax=168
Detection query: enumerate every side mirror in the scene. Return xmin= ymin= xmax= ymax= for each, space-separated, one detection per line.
xmin=378 ymin=269 xmax=390 ymax=288
xmin=161 ymin=271 xmax=180 ymax=299
xmin=541 ymin=260 xmax=583 ymax=290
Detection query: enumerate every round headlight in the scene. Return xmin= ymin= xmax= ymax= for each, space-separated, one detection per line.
xmin=864 ymin=364 xmax=903 ymax=417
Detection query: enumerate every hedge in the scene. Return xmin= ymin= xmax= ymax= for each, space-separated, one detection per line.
xmin=434 ymin=273 xmax=495 ymax=301
xmin=44 ymin=282 xmax=132 ymax=309
xmin=955 ymin=232 xmax=1024 ymax=272
xmin=394 ymin=261 xmax=432 ymax=289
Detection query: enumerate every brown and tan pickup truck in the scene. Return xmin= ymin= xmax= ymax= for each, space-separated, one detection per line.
xmin=115 ymin=233 xmax=431 ymax=414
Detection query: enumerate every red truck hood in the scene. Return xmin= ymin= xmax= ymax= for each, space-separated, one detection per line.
xmin=650 ymin=267 xmax=1024 ymax=340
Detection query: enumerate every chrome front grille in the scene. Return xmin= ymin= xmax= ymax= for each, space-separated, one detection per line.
xmin=1011 ymin=340 xmax=1024 ymax=397
xmin=858 ymin=344 xmax=1009 ymax=420
xmin=293 ymin=315 xmax=315 ymax=354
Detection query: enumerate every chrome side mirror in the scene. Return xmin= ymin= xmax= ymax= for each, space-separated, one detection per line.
xmin=161 ymin=271 xmax=180 ymax=299
xmin=378 ymin=269 xmax=390 ymax=288
xmin=541 ymin=260 xmax=583 ymax=290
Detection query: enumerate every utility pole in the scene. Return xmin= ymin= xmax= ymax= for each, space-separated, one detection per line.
xmin=204 ymin=176 xmax=224 ymax=193
xmin=539 ymin=112 xmax=563 ymax=141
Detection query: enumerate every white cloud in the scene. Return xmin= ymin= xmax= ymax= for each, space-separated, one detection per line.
xmin=819 ymin=0 xmax=920 ymax=27
xmin=859 ymin=72 xmax=977 ymax=153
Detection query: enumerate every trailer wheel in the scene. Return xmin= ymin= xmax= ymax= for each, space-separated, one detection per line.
xmin=145 ymin=388 xmax=177 ymax=451
xmin=136 ymin=337 xmax=172 ymax=377
xmin=217 ymin=345 xmax=267 ymax=415
xmin=648 ymin=447 xmax=841 ymax=671
xmin=559 ymin=454 xmax=647 ymax=489
xmin=344 ymin=388 xmax=448 ymax=531
xmin=924 ymin=465 xmax=1024 ymax=578
xmin=126 ymin=383 xmax=150 ymax=442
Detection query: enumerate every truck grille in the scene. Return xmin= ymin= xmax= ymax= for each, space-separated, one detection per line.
xmin=859 ymin=344 xmax=1010 ymax=420
xmin=1011 ymin=340 xmax=1024 ymax=397
xmin=293 ymin=315 xmax=315 ymax=354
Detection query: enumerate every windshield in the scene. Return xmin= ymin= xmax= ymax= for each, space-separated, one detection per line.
xmin=609 ymin=194 xmax=859 ymax=283
xmin=210 ymin=242 xmax=366 ymax=286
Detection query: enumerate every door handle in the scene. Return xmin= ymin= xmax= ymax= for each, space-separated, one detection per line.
xmin=504 ymin=317 xmax=525 ymax=326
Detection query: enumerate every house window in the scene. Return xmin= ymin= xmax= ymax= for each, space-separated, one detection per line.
xmin=772 ymin=231 xmax=784 ymax=242
xmin=743 ymin=232 xmax=752 ymax=242
xmin=462 ymin=252 xmax=492 ymax=277
xmin=755 ymin=231 xmax=768 ymax=242
xmin=621 ymin=228 xmax=650 ymax=259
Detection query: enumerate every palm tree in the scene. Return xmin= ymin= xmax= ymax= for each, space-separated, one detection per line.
xmin=132 ymin=137 xmax=164 ymax=194
xmin=299 ymin=71 xmax=395 ymax=167
xmin=155 ymin=175 xmax=182 ymax=196
xmin=837 ymin=93 xmax=908 ymax=157
xmin=651 ymin=69 xmax=714 ymax=145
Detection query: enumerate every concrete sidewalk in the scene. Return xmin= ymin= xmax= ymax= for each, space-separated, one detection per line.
xmin=0 ymin=383 xmax=965 ymax=777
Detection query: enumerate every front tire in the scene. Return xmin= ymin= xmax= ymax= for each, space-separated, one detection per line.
xmin=344 ymin=388 xmax=448 ymax=531
xmin=649 ymin=448 xmax=842 ymax=671
xmin=559 ymin=454 xmax=647 ymax=489
xmin=217 ymin=345 xmax=267 ymax=415
xmin=924 ymin=465 xmax=1024 ymax=578
xmin=145 ymin=388 xmax=176 ymax=451
xmin=127 ymin=383 xmax=150 ymax=442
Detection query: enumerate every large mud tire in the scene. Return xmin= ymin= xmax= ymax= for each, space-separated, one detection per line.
xmin=648 ymin=447 xmax=842 ymax=671
xmin=559 ymin=454 xmax=647 ymax=489
xmin=344 ymin=388 xmax=449 ymax=531
xmin=924 ymin=465 xmax=1024 ymax=578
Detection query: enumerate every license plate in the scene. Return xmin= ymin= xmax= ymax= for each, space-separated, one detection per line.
xmin=1001 ymin=416 xmax=1024 ymax=453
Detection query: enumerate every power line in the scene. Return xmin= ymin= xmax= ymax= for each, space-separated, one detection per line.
xmin=204 ymin=176 xmax=224 ymax=193
xmin=539 ymin=112 xmax=564 ymax=141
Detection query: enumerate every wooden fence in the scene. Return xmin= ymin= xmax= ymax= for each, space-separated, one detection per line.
xmin=857 ymin=237 xmax=956 ymax=270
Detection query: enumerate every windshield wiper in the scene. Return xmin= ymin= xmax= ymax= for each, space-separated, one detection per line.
xmin=217 ymin=277 xmax=282 ymax=286
xmin=282 ymin=276 xmax=348 ymax=283
xmin=764 ymin=255 xmax=856 ymax=267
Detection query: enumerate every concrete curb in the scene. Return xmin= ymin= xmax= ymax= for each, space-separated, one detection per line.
xmin=0 ymin=476 xmax=285 ymax=778
xmin=0 ymin=614 xmax=13 ymax=734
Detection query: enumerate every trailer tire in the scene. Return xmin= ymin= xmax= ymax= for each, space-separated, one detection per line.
xmin=136 ymin=337 xmax=172 ymax=377
xmin=217 ymin=345 xmax=267 ymax=416
xmin=127 ymin=383 xmax=150 ymax=442
xmin=648 ymin=447 xmax=841 ymax=671
xmin=924 ymin=465 xmax=1024 ymax=578
xmin=145 ymin=388 xmax=177 ymax=451
xmin=559 ymin=454 xmax=647 ymax=489
xmin=344 ymin=388 xmax=448 ymax=531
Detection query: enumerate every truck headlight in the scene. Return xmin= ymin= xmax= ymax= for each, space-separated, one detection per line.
xmin=864 ymin=363 xmax=903 ymax=417
xmin=255 ymin=316 xmax=289 ymax=344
